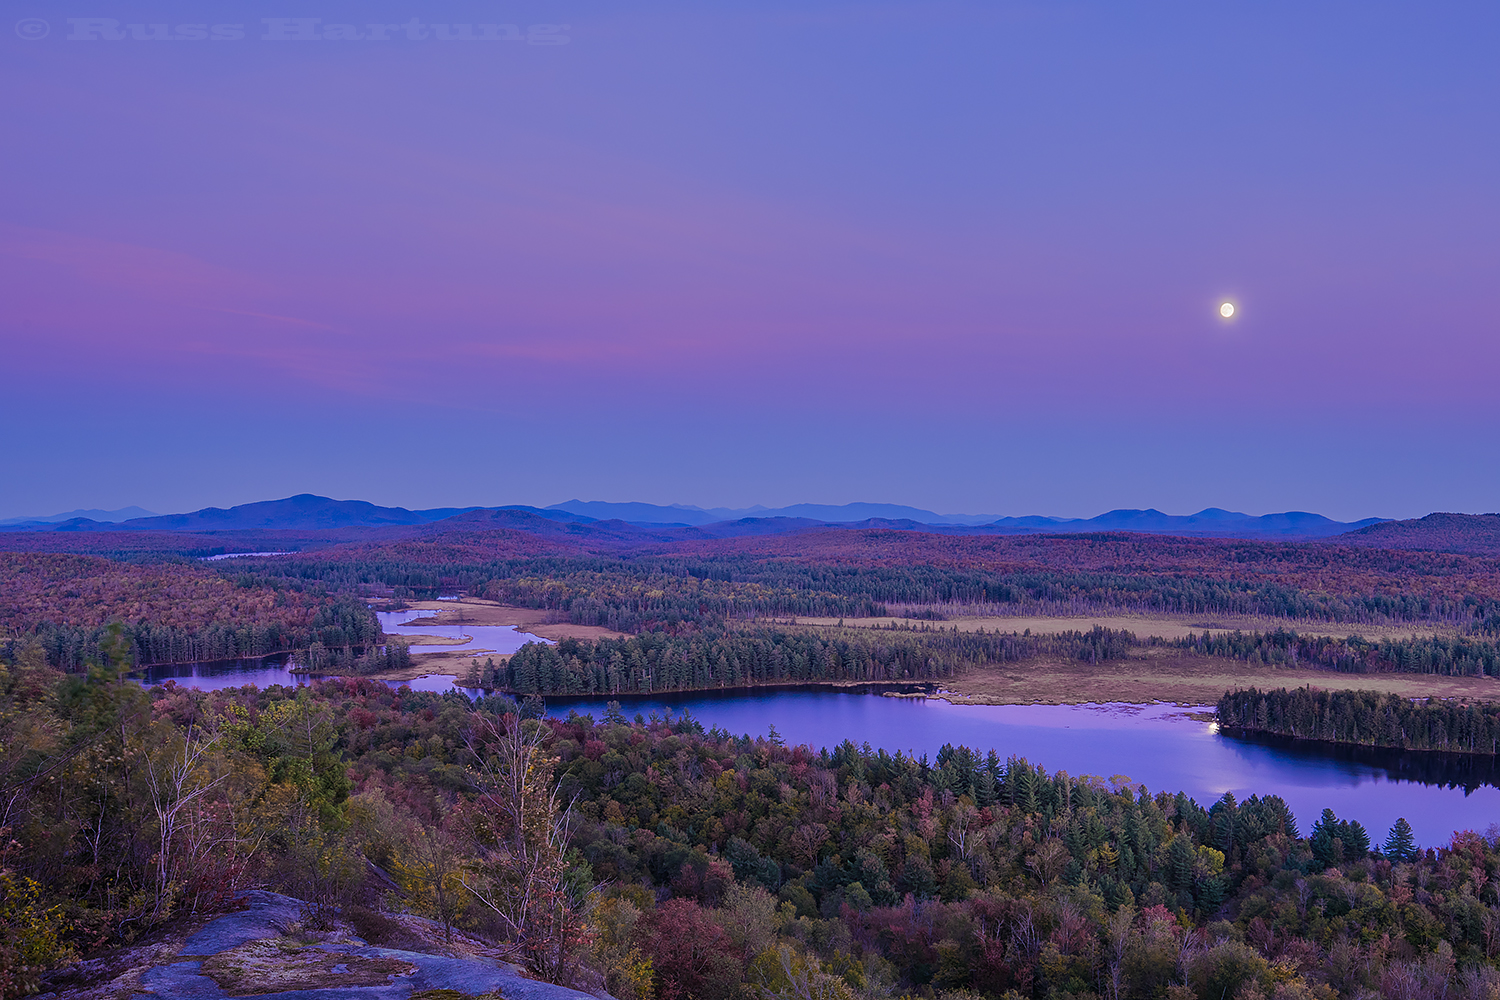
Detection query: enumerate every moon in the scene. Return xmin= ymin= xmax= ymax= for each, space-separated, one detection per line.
xmin=1219 ymin=302 xmax=1235 ymax=319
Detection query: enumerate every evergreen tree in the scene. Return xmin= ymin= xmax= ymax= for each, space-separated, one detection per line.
xmin=1210 ymin=792 xmax=1238 ymax=855
xmin=1010 ymin=762 xmax=1039 ymax=814
xmin=1383 ymin=817 xmax=1419 ymax=862
xmin=1167 ymin=836 xmax=1195 ymax=892
xmin=1310 ymin=808 xmax=1344 ymax=867
xmin=1339 ymin=819 xmax=1371 ymax=857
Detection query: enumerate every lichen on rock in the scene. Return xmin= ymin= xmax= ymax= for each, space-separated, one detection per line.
xmin=198 ymin=937 xmax=418 ymax=995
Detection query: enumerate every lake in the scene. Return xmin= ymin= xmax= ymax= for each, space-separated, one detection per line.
xmin=136 ymin=647 xmax=1500 ymax=847
xmin=544 ymin=690 xmax=1500 ymax=848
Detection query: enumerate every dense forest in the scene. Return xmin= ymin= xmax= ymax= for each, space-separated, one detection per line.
xmin=0 ymin=553 xmax=328 ymax=632
xmin=198 ymin=529 xmax=1500 ymax=630
xmin=10 ymin=519 xmax=1500 ymax=634
xmin=489 ymin=625 xmax=1140 ymax=695
xmin=1181 ymin=631 xmax=1500 ymax=678
xmin=9 ymin=536 xmax=1500 ymax=688
xmin=1218 ymin=688 xmax=1500 ymax=756
xmin=8 ymin=527 xmax=1500 ymax=681
xmin=0 ymin=553 xmax=394 ymax=669
xmin=1340 ymin=514 xmax=1500 ymax=558
xmin=481 ymin=625 xmax=1500 ymax=698
xmin=6 ymin=647 xmax=1500 ymax=1000
xmin=11 ymin=597 xmax=394 ymax=671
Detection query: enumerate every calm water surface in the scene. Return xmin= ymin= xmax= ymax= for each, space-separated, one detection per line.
xmin=377 ymin=609 xmax=548 ymax=656
xmin=139 ymin=610 xmax=550 ymax=694
xmin=547 ymin=691 xmax=1500 ymax=848
xmin=137 ymin=656 xmax=470 ymax=694
xmin=136 ymin=649 xmax=1500 ymax=847
xmin=139 ymin=656 xmax=305 ymax=690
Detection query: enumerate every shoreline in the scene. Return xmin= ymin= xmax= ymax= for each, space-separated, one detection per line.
xmin=925 ymin=647 xmax=1500 ymax=708
xmin=296 ymin=655 xmax=1500 ymax=711
xmin=1219 ymin=724 xmax=1500 ymax=760
xmin=384 ymin=599 xmax=627 ymax=642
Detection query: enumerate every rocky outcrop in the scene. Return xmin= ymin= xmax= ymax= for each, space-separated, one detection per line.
xmin=43 ymin=892 xmax=597 ymax=1000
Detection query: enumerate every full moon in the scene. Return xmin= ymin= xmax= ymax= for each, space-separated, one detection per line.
xmin=1219 ymin=302 xmax=1235 ymax=318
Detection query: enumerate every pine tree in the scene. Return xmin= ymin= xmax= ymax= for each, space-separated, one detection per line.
xmin=1166 ymin=836 xmax=1196 ymax=893
xmin=1310 ymin=808 xmax=1343 ymax=867
xmin=1383 ymin=817 xmax=1418 ymax=862
xmin=1010 ymin=763 xmax=1039 ymax=814
xmin=1339 ymin=819 xmax=1371 ymax=857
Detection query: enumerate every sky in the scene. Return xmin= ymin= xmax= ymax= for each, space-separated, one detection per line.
xmin=2 ymin=0 xmax=1497 ymax=521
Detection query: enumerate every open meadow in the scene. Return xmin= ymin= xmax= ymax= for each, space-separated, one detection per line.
xmin=782 ymin=612 xmax=1459 ymax=643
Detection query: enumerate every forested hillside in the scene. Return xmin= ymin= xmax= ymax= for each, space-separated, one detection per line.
xmin=244 ymin=530 xmax=1500 ymax=629
xmin=1342 ymin=514 xmax=1500 ymax=557
xmin=6 ymin=655 xmax=1500 ymax=1000
xmin=0 ymin=553 xmax=388 ymax=668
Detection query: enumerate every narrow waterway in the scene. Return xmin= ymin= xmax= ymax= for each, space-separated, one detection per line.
xmin=376 ymin=608 xmax=548 ymax=656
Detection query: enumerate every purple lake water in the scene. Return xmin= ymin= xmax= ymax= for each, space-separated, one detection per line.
xmin=543 ymin=691 xmax=1500 ymax=849
xmin=137 ymin=642 xmax=1500 ymax=847
xmin=376 ymin=609 xmax=547 ymax=656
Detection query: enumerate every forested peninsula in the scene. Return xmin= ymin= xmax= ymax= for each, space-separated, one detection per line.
xmin=1218 ymin=688 xmax=1500 ymax=756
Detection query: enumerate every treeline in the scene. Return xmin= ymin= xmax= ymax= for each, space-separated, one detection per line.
xmin=493 ymin=625 xmax=1500 ymax=697
xmin=1218 ymin=687 xmax=1500 ymax=755
xmin=1181 ymin=629 xmax=1500 ymax=678
xmin=486 ymin=625 xmax=1140 ymax=695
xmin=4 ymin=597 xmax=386 ymax=669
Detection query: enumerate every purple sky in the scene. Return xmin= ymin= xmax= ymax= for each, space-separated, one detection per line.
xmin=3 ymin=1 xmax=1497 ymax=521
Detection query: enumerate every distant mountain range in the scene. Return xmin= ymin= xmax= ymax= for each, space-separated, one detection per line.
xmin=546 ymin=500 xmax=1002 ymax=526
xmin=0 ymin=494 xmax=1387 ymax=540
xmin=984 ymin=507 xmax=1387 ymax=538
xmin=0 ymin=505 xmax=157 ymax=526
xmin=544 ymin=501 xmax=1384 ymax=537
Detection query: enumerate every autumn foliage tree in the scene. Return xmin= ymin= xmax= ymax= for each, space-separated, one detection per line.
xmin=464 ymin=711 xmax=595 ymax=985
